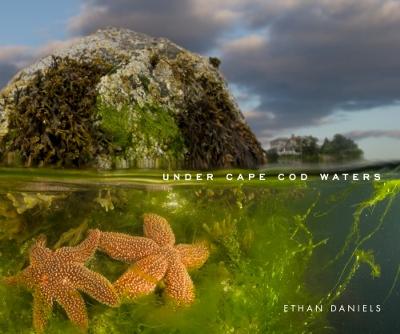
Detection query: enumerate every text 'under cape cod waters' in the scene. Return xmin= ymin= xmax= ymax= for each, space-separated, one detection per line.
xmin=162 ymin=172 xmax=382 ymax=182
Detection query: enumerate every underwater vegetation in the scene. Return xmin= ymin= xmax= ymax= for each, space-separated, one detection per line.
xmin=0 ymin=174 xmax=399 ymax=333
xmin=317 ymin=180 xmax=400 ymax=309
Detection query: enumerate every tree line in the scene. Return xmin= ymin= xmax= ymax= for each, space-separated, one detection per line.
xmin=267 ymin=134 xmax=363 ymax=162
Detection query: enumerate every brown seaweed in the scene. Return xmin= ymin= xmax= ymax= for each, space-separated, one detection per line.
xmin=172 ymin=54 xmax=266 ymax=169
xmin=2 ymin=56 xmax=113 ymax=167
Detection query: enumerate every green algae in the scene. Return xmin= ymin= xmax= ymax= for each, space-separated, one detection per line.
xmin=96 ymin=100 xmax=186 ymax=168
xmin=96 ymin=102 xmax=132 ymax=152
xmin=0 ymin=172 xmax=398 ymax=333
xmin=317 ymin=180 xmax=400 ymax=311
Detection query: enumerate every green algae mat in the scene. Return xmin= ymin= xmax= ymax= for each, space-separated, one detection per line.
xmin=0 ymin=169 xmax=399 ymax=333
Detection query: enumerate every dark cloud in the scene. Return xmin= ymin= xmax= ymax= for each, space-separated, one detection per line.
xmin=344 ymin=130 xmax=400 ymax=141
xmin=0 ymin=46 xmax=32 ymax=90
xmin=0 ymin=63 xmax=18 ymax=89
xmin=221 ymin=0 xmax=400 ymax=131
xmin=67 ymin=0 xmax=400 ymax=136
xmin=4 ymin=0 xmax=400 ymax=138
xmin=0 ymin=40 xmax=80 ymax=91
xmin=68 ymin=0 xmax=240 ymax=52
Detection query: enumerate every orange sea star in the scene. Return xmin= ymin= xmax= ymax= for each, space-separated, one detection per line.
xmin=99 ymin=213 xmax=209 ymax=304
xmin=5 ymin=230 xmax=119 ymax=333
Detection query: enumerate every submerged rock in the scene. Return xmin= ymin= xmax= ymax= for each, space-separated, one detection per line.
xmin=0 ymin=28 xmax=266 ymax=169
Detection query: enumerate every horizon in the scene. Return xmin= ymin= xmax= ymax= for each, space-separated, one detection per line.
xmin=1 ymin=0 xmax=400 ymax=160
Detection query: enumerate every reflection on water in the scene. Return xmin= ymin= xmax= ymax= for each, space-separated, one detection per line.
xmin=0 ymin=169 xmax=399 ymax=333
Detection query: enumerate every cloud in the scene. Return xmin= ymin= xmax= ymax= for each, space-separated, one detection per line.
xmin=0 ymin=40 xmax=80 ymax=90
xmin=68 ymin=0 xmax=247 ymax=52
xmin=0 ymin=46 xmax=32 ymax=89
xmin=223 ymin=35 xmax=267 ymax=52
xmin=35 ymin=38 xmax=81 ymax=58
xmin=68 ymin=0 xmax=400 ymax=135
xmin=0 ymin=63 xmax=19 ymax=89
xmin=344 ymin=130 xmax=400 ymax=141
xmin=3 ymin=0 xmax=400 ymax=140
xmin=0 ymin=46 xmax=31 ymax=64
xmin=221 ymin=0 xmax=400 ymax=131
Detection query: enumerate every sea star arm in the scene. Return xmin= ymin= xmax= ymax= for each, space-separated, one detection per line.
xmin=56 ymin=229 xmax=100 ymax=263
xmin=55 ymin=287 xmax=88 ymax=330
xmin=5 ymin=237 xmax=51 ymax=288
xmin=114 ymin=253 xmax=168 ymax=299
xmin=3 ymin=273 xmax=23 ymax=286
xmin=99 ymin=232 xmax=158 ymax=262
xmin=164 ymin=258 xmax=195 ymax=304
xmin=32 ymin=288 xmax=53 ymax=334
xmin=69 ymin=265 xmax=119 ymax=307
xmin=30 ymin=235 xmax=52 ymax=265
xmin=175 ymin=242 xmax=209 ymax=270
xmin=4 ymin=266 xmax=36 ymax=289
xmin=143 ymin=213 xmax=175 ymax=246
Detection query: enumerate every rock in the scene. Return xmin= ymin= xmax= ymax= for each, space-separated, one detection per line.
xmin=0 ymin=28 xmax=266 ymax=169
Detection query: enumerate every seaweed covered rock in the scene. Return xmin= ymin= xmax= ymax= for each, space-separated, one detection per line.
xmin=0 ymin=28 xmax=266 ymax=169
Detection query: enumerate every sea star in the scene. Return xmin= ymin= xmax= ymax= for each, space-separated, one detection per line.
xmin=4 ymin=229 xmax=119 ymax=333
xmin=99 ymin=213 xmax=209 ymax=304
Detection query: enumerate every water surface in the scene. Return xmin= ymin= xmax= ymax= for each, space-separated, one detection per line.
xmin=0 ymin=168 xmax=399 ymax=333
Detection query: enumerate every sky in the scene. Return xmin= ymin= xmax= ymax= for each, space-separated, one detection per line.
xmin=1 ymin=0 xmax=400 ymax=160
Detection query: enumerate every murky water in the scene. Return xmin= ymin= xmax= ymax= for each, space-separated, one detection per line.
xmin=0 ymin=168 xmax=399 ymax=333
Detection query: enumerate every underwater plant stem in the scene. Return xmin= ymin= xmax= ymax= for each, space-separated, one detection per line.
xmin=290 ymin=192 xmax=319 ymax=244
xmin=328 ymin=182 xmax=399 ymax=268
xmin=383 ymin=264 xmax=400 ymax=304
xmin=329 ymin=196 xmax=393 ymax=299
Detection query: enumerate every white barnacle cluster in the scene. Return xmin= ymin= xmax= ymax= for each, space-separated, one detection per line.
xmin=98 ymin=57 xmax=151 ymax=109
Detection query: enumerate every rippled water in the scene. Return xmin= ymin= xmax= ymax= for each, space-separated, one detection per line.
xmin=0 ymin=168 xmax=399 ymax=333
